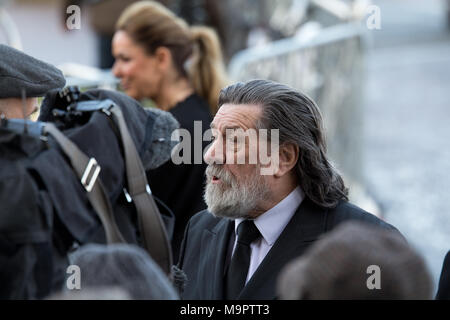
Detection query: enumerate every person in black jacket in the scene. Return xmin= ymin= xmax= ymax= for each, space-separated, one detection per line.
xmin=178 ymin=80 xmax=403 ymax=300
xmin=111 ymin=1 xmax=228 ymax=261
xmin=436 ymin=250 xmax=450 ymax=300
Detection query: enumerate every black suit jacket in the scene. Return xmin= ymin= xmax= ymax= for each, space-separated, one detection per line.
xmin=178 ymin=197 xmax=400 ymax=300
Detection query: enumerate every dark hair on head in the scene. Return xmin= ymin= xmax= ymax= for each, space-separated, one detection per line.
xmin=277 ymin=221 xmax=432 ymax=299
xmin=218 ymin=79 xmax=348 ymax=208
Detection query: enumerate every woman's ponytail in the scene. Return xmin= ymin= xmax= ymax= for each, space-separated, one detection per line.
xmin=188 ymin=26 xmax=228 ymax=115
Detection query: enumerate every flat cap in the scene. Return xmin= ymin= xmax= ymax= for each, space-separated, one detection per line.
xmin=0 ymin=44 xmax=65 ymax=98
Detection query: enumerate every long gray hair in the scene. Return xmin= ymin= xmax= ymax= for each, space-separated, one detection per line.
xmin=218 ymin=79 xmax=348 ymax=208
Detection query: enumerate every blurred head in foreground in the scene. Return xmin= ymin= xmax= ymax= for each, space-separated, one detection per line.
xmin=277 ymin=221 xmax=433 ymax=300
xmin=55 ymin=243 xmax=179 ymax=300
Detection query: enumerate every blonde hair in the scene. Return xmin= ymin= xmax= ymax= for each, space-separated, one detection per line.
xmin=116 ymin=1 xmax=227 ymax=114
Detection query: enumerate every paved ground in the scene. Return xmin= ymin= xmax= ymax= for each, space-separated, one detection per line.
xmin=363 ymin=0 xmax=450 ymax=292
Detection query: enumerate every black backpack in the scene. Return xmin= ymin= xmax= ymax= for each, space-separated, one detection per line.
xmin=0 ymin=88 xmax=179 ymax=299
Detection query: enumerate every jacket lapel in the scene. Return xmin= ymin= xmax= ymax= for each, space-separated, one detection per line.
xmin=238 ymin=198 xmax=328 ymax=299
xmin=199 ymin=218 xmax=234 ymax=299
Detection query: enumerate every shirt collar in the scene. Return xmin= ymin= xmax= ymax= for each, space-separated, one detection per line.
xmin=235 ymin=186 xmax=304 ymax=246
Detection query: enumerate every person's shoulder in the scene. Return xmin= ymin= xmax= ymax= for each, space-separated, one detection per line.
xmin=444 ymin=251 xmax=450 ymax=263
xmin=170 ymin=94 xmax=212 ymax=128
xmin=187 ymin=209 xmax=224 ymax=231
xmin=436 ymin=250 xmax=450 ymax=299
xmin=329 ymin=200 xmax=400 ymax=234
xmin=180 ymin=210 xmax=227 ymax=260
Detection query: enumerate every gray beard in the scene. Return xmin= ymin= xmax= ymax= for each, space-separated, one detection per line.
xmin=203 ymin=165 xmax=270 ymax=219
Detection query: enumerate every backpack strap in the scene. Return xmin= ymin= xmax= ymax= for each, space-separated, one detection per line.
xmin=107 ymin=105 xmax=173 ymax=276
xmin=43 ymin=123 xmax=125 ymax=245
xmin=45 ymin=100 xmax=173 ymax=277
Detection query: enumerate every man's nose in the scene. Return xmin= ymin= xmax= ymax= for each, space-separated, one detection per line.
xmin=204 ymin=139 xmax=224 ymax=165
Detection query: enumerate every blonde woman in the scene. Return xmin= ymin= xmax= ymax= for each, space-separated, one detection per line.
xmin=112 ymin=1 xmax=227 ymax=261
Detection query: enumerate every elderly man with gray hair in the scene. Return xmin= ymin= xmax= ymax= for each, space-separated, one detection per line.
xmin=178 ymin=79 xmax=403 ymax=300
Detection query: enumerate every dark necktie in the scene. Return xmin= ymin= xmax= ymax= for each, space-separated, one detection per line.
xmin=225 ymin=220 xmax=261 ymax=299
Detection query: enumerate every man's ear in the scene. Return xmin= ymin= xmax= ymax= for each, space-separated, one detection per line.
xmin=274 ymin=143 xmax=299 ymax=178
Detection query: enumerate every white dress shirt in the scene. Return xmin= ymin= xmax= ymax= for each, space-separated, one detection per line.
xmin=233 ymin=186 xmax=304 ymax=284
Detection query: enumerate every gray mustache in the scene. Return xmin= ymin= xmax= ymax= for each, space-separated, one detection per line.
xmin=206 ymin=165 xmax=234 ymax=185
